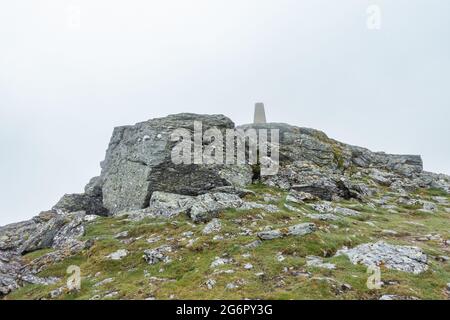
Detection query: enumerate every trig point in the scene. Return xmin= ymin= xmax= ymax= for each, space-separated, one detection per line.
xmin=254 ymin=102 xmax=267 ymax=124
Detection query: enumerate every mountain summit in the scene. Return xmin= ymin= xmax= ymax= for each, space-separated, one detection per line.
xmin=1 ymin=113 xmax=449 ymax=300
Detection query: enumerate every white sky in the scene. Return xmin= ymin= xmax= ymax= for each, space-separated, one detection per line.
xmin=1 ymin=0 xmax=449 ymax=226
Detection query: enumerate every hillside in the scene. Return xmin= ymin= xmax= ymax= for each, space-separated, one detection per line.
xmin=1 ymin=113 xmax=449 ymax=300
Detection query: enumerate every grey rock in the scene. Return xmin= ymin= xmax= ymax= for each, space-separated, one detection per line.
xmin=336 ymin=241 xmax=428 ymax=274
xmin=306 ymin=213 xmax=339 ymax=221
xmin=421 ymin=201 xmax=437 ymax=212
xmin=257 ymin=223 xmax=316 ymax=240
xmin=287 ymin=223 xmax=317 ymax=236
xmin=242 ymin=240 xmax=262 ymax=249
xmin=210 ymin=257 xmax=233 ymax=268
xmin=50 ymin=287 xmax=65 ymax=299
xmin=432 ymin=196 xmax=449 ymax=205
xmin=205 ymin=279 xmax=216 ymax=290
xmin=0 ymin=211 xmax=87 ymax=255
xmin=202 ymin=219 xmax=222 ymax=235
xmin=98 ymin=114 xmax=252 ymax=214
xmin=149 ymin=191 xmax=196 ymax=218
xmin=369 ymin=169 xmax=394 ymax=186
xmin=141 ymin=191 xmax=279 ymax=223
xmin=107 ymin=249 xmax=128 ymax=260
xmin=143 ymin=245 xmax=172 ymax=265
xmin=333 ymin=207 xmax=360 ymax=217
xmin=114 ymin=231 xmax=129 ymax=239
xmin=93 ymin=278 xmax=114 ymax=287
xmin=257 ymin=229 xmax=284 ymax=240
xmin=309 ymin=202 xmax=334 ymax=213
xmin=51 ymin=212 xmax=87 ymax=250
xmin=286 ymin=190 xmax=316 ymax=204
xmin=306 ymin=256 xmax=336 ymax=270
xmin=379 ymin=295 xmax=420 ymax=300
xmin=0 ymin=250 xmax=59 ymax=296
xmin=53 ymin=193 xmax=108 ymax=216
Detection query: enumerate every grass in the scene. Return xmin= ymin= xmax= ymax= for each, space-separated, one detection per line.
xmin=5 ymin=186 xmax=450 ymax=300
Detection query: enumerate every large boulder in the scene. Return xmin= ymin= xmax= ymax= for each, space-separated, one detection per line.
xmin=96 ymin=113 xmax=253 ymax=214
xmin=53 ymin=193 xmax=108 ymax=216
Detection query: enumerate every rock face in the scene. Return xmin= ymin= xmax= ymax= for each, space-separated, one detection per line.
xmin=2 ymin=112 xmax=449 ymax=299
xmin=237 ymin=123 xmax=435 ymax=198
xmin=96 ymin=113 xmax=253 ymax=214
xmin=53 ymin=193 xmax=108 ymax=217
xmin=336 ymin=241 xmax=428 ymax=274
xmin=0 ymin=211 xmax=90 ymax=295
xmin=140 ymin=191 xmax=279 ymax=223
xmin=49 ymin=115 xmax=447 ymax=218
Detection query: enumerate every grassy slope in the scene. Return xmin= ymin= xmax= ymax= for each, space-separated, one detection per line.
xmin=6 ymin=187 xmax=450 ymax=300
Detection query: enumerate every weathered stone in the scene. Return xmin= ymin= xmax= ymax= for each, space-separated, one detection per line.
xmin=210 ymin=257 xmax=233 ymax=268
xmin=336 ymin=241 xmax=428 ymax=274
xmin=257 ymin=223 xmax=316 ymax=240
xmin=107 ymin=249 xmax=128 ymax=261
xmin=333 ymin=207 xmax=360 ymax=217
xmin=53 ymin=193 xmax=108 ymax=216
xmin=202 ymin=219 xmax=222 ymax=235
xmin=286 ymin=190 xmax=316 ymax=204
xmin=306 ymin=256 xmax=336 ymax=270
xmin=98 ymin=114 xmax=252 ymax=214
xmin=379 ymin=295 xmax=420 ymax=300
xmin=306 ymin=213 xmax=339 ymax=221
xmin=143 ymin=245 xmax=172 ymax=265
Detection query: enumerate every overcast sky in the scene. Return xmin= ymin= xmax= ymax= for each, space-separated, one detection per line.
xmin=1 ymin=0 xmax=449 ymax=226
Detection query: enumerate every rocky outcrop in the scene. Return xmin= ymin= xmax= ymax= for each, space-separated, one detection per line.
xmin=1 ymin=112 xmax=448 ymax=299
xmin=238 ymin=123 xmax=423 ymax=175
xmin=128 ymin=191 xmax=280 ymax=223
xmin=53 ymin=193 xmax=108 ymax=216
xmin=97 ymin=113 xmax=252 ymax=214
xmin=0 ymin=211 xmax=91 ymax=295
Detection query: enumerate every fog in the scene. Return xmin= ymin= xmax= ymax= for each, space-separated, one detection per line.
xmin=1 ymin=0 xmax=449 ymax=225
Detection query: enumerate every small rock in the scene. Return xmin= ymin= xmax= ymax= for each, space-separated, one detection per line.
xmin=181 ymin=231 xmax=193 ymax=238
xmin=226 ymin=282 xmax=238 ymax=290
xmin=381 ymin=230 xmax=398 ymax=236
xmin=276 ymin=253 xmax=285 ymax=262
xmin=114 ymin=231 xmax=129 ymax=239
xmin=243 ymin=240 xmax=262 ymax=249
xmin=93 ymin=278 xmax=114 ymax=287
xmin=202 ymin=218 xmax=222 ymax=235
xmin=205 ymin=279 xmax=216 ymax=290
xmin=334 ymin=207 xmax=360 ymax=217
xmin=379 ymin=295 xmax=419 ymax=300
xmin=286 ymin=190 xmax=316 ymax=204
xmin=143 ymin=245 xmax=172 ymax=265
xmin=49 ymin=287 xmax=64 ymax=299
xmin=306 ymin=256 xmax=336 ymax=270
xmin=210 ymin=257 xmax=232 ymax=268
xmin=107 ymin=249 xmax=128 ymax=261
xmin=436 ymin=255 xmax=449 ymax=262
xmin=257 ymin=223 xmax=316 ymax=240
xmin=243 ymin=263 xmax=253 ymax=270
xmin=104 ymin=291 xmax=119 ymax=299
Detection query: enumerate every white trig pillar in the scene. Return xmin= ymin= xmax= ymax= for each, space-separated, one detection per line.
xmin=254 ymin=102 xmax=267 ymax=124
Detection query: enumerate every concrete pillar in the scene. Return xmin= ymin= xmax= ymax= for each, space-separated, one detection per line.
xmin=254 ymin=102 xmax=267 ymax=124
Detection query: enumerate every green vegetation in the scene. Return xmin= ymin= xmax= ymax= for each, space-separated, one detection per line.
xmin=6 ymin=187 xmax=450 ymax=300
